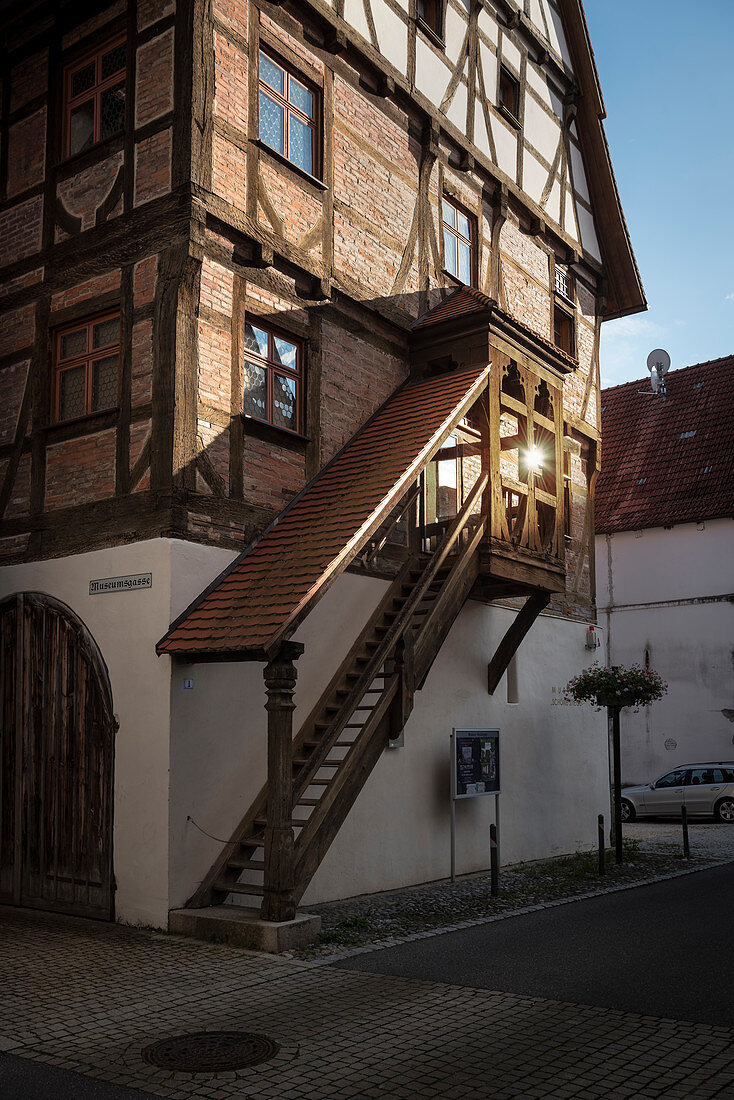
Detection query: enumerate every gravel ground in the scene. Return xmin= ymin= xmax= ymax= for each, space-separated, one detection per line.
xmin=624 ymin=819 xmax=734 ymax=860
xmin=292 ymin=824 xmax=734 ymax=960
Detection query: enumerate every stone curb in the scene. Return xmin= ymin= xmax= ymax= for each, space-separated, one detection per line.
xmin=295 ymin=857 xmax=732 ymax=965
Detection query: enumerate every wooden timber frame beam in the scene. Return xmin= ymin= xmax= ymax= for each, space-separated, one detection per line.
xmin=487 ymin=590 xmax=551 ymax=695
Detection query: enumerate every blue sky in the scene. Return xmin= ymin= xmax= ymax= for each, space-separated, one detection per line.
xmin=583 ymin=1 xmax=734 ymax=388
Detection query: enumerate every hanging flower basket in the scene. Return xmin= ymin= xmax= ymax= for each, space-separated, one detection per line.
xmin=565 ymin=664 xmax=667 ymax=709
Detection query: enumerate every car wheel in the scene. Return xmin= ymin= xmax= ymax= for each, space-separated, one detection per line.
xmin=714 ymin=798 xmax=734 ymax=824
xmin=620 ymin=799 xmax=636 ymax=823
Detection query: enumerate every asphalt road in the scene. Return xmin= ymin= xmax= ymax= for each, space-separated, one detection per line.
xmin=0 ymin=1052 xmax=154 ymax=1100
xmin=334 ymin=863 xmax=734 ymax=1027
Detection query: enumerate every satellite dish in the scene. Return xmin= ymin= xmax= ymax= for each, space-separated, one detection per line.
xmin=647 ymin=349 xmax=670 ymax=376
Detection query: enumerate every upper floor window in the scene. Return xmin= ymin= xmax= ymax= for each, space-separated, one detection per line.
xmin=54 ymin=313 xmax=120 ymax=422
xmin=553 ymin=262 xmax=576 ymax=356
xmin=553 ymin=304 xmax=575 ymax=356
xmin=243 ymin=319 xmax=302 ymax=433
xmin=258 ymin=50 xmax=318 ymax=177
xmin=64 ymin=38 xmax=126 ymax=158
xmin=442 ymin=197 xmax=474 ymax=284
xmin=554 ymin=264 xmax=573 ymax=303
xmin=499 ymin=65 xmax=520 ymax=123
xmin=416 ymin=0 xmax=444 ymax=40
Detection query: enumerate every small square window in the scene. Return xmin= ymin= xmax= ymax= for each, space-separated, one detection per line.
xmin=243 ymin=319 xmax=303 ymax=433
xmin=258 ymin=50 xmax=319 ymax=178
xmin=554 ymin=264 xmax=573 ymax=302
xmin=499 ymin=66 xmax=520 ymax=122
xmin=54 ymin=313 xmax=120 ymax=422
xmin=63 ymin=37 xmax=126 ymax=158
xmin=553 ymin=305 xmax=575 ymax=356
xmin=442 ymin=196 xmax=475 ymax=285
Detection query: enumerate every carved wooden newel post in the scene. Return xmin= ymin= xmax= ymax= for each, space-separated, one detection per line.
xmin=261 ymin=641 xmax=304 ymax=923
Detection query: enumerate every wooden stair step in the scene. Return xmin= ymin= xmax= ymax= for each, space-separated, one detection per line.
xmin=227 ymin=858 xmax=264 ymax=871
xmin=292 ymin=817 xmax=311 ymax=826
xmin=334 ymin=741 xmax=356 ymax=748
xmin=296 ymin=798 xmax=321 ymax=806
xmin=216 ymin=882 xmax=264 ymax=896
xmin=241 ymin=833 xmax=264 ymax=846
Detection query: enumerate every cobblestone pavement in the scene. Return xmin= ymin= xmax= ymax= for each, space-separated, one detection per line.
xmin=2 ymin=904 xmax=734 ymax=1099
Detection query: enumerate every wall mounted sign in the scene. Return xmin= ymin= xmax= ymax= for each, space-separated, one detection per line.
xmin=89 ymin=573 xmax=152 ymax=595
xmin=452 ymin=729 xmax=500 ymax=799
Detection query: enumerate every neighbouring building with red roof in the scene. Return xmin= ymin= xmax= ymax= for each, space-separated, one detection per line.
xmin=595 ymin=357 xmax=734 ymax=787
xmin=0 ymin=0 xmax=645 ymax=940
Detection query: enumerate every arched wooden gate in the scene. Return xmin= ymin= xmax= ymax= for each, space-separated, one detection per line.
xmin=0 ymin=593 xmax=115 ymax=919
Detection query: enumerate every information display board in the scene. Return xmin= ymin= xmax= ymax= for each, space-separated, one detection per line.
xmin=452 ymin=729 xmax=500 ymax=799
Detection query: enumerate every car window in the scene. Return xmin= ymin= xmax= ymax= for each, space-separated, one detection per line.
xmin=656 ymin=769 xmax=688 ymax=788
xmin=723 ymin=769 xmax=734 ymax=783
xmin=690 ymin=768 xmax=726 ymax=784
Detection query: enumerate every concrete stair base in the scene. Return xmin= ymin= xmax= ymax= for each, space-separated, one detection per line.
xmin=169 ymin=905 xmax=321 ymax=952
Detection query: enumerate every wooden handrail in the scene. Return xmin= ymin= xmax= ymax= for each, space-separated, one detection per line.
xmin=290 ymin=472 xmax=488 ymax=807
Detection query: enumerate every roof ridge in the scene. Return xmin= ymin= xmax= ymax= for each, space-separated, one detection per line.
xmin=603 ymin=354 xmax=734 ymax=395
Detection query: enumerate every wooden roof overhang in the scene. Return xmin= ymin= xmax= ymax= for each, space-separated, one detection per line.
xmin=411 ymin=287 xmax=578 ymax=384
xmin=157 ymin=364 xmax=491 ymax=662
xmin=559 ymin=0 xmax=647 ymax=321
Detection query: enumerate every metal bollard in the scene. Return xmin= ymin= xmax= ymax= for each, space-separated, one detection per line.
xmin=490 ymin=823 xmax=499 ymax=896
xmin=681 ymin=804 xmax=690 ymax=859
xmin=598 ymin=814 xmax=605 ymax=876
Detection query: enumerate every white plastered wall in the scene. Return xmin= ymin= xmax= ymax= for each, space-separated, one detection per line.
xmin=167 ymin=560 xmax=608 ymax=909
xmin=595 ymin=519 xmax=734 ymax=785
xmin=167 ymin=570 xmax=389 ymax=910
xmin=302 ymin=599 xmax=607 ymax=904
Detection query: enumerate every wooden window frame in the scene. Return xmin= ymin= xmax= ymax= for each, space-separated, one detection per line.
xmin=242 ymin=317 xmax=304 ymax=435
xmin=442 ymin=195 xmax=476 ymax=286
xmin=258 ymin=48 xmax=321 ymax=180
xmin=498 ymin=65 xmax=520 ymax=125
xmin=63 ymin=36 xmax=127 ymax=159
xmin=53 ymin=311 xmax=121 ymax=424
xmin=416 ymin=0 xmax=445 ymax=44
xmin=553 ymin=302 xmax=575 ymax=358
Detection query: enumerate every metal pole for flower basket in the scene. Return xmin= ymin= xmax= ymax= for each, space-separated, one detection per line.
xmin=566 ymin=666 xmax=667 ymax=870
xmin=610 ymin=704 xmax=623 ymax=864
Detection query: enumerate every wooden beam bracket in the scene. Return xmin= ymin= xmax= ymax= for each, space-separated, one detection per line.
xmin=487 ymin=590 xmax=551 ymax=695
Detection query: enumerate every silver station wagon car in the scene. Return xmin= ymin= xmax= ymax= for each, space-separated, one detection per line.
xmin=621 ymin=763 xmax=734 ymax=823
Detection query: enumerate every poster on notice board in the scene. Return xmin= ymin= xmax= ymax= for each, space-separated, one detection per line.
xmin=452 ymin=729 xmax=500 ymax=799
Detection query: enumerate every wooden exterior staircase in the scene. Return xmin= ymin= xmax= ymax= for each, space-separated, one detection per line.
xmin=187 ymin=472 xmax=488 ymax=918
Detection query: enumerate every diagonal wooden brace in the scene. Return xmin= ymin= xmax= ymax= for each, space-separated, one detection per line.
xmin=487 ymin=590 xmax=550 ymax=694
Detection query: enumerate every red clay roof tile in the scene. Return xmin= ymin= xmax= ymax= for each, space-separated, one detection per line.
xmin=157 ymin=364 xmax=490 ymax=658
xmin=595 ymin=356 xmax=734 ymax=534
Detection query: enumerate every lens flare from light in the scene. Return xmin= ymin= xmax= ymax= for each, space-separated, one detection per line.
xmin=526 ymin=444 xmax=544 ymax=472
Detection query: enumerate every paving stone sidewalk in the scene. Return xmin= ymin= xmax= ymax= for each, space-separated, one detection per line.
xmin=2 ymin=902 xmax=734 ymax=1099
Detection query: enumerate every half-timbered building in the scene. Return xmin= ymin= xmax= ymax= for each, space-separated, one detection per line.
xmin=0 ymin=0 xmax=644 ymax=936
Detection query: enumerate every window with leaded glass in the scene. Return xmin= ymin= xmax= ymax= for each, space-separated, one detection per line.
xmin=54 ymin=314 xmax=120 ymax=422
xmin=442 ymin=197 xmax=474 ymax=284
xmin=64 ymin=38 xmax=126 ymax=158
xmin=258 ymin=50 xmax=318 ymax=177
xmin=242 ymin=320 xmax=302 ymax=434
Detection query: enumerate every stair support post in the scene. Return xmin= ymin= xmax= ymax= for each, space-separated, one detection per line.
xmin=390 ymin=631 xmax=414 ymax=740
xmin=261 ymin=641 xmax=304 ymax=923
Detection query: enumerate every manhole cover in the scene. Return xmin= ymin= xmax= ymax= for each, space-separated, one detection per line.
xmin=141 ymin=1031 xmax=279 ymax=1072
